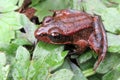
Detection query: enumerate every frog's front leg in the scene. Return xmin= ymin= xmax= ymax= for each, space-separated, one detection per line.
xmin=88 ymin=15 xmax=107 ymax=70
xmin=67 ymin=40 xmax=88 ymax=55
xmin=73 ymin=40 xmax=88 ymax=54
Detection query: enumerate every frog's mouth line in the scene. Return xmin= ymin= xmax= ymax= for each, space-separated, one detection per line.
xmin=35 ymin=34 xmax=50 ymax=43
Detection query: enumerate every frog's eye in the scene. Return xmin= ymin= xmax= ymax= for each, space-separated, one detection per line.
xmin=51 ymin=32 xmax=60 ymax=36
xmin=49 ymin=32 xmax=62 ymax=42
xmin=50 ymin=32 xmax=61 ymax=39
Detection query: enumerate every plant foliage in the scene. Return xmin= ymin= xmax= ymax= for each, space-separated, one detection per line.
xmin=0 ymin=0 xmax=120 ymax=80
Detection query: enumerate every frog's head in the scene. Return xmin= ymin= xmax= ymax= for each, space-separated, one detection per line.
xmin=34 ymin=16 xmax=69 ymax=44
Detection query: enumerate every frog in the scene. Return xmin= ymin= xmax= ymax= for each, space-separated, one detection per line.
xmin=34 ymin=9 xmax=108 ymax=70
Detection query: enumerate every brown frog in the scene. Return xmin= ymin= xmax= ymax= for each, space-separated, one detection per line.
xmin=34 ymin=9 xmax=108 ymax=70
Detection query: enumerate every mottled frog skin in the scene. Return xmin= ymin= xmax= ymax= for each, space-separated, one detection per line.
xmin=34 ymin=9 xmax=108 ymax=70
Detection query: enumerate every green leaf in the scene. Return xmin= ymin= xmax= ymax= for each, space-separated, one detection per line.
xmin=70 ymin=62 xmax=87 ymax=80
xmin=32 ymin=42 xmax=67 ymax=68
xmin=102 ymin=0 xmax=120 ymax=7
xmin=57 ymin=59 xmax=90 ymax=79
xmin=0 ymin=52 xmax=6 ymax=66
xmin=0 ymin=43 xmax=18 ymax=66
xmin=82 ymin=0 xmax=106 ymax=14
xmin=27 ymin=42 xmax=67 ymax=79
xmin=30 ymin=0 xmax=44 ymax=6
xmin=48 ymin=69 xmax=74 ymax=80
xmin=102 ymin=54 xmax=120 ymax=80
xmin=101 ymin=8 xmax=120 ymax=34
xmin=102 ymin=69 xmax=120 ymax=80
xmin=32 ymin=0 xmax=70 ymax=21
xmin=96 ymin=53 xmax=120 ymax=74
xmin=108 ymin=0 xmax=120 ymax=4
xmin=88 ymin=74 xmax=102 ymax=80
xmin=12 ymin=46 xmax=30 ymax=80
xmin=12 ymin=38 xmax=32 ymax=46
xmin=79 ymin=58 xmax=95 ymax=71
xmin=70 ymin=0 xmax=83 ymax=10
xmin=0 ymin=52 xmax=10 ymax=80
xmin=0 ymin=0 xmax=19 ymax=12
xmin=78 ymin=51 xmax=93 ymax=63
xmin=118 ymin=5 xmax=120 ymax=12
xmin=0 ymin=12 xmax=22 ymax=44
xmin=0 ymin=13 xmax=36 ymax=47
xmin=27 ymin=64 xmax=49 ymax=80
xmin=57 ymin=59 xmax=72 ymax=70
xmin=107 ymin=33 xmax=120 ymax=53
xmin=18 ymin=14 xmax=37 ymax=44
xmin=1 ymin=43 xmax=18 ymax=55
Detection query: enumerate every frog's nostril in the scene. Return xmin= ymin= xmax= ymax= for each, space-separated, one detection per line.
xmin=35 ymin=28 xmax=44 ymax=35
xmin=35 ymin=31 xmax=46 ymax=37
xmin=34 ymin=30 xmax=40 ymax=36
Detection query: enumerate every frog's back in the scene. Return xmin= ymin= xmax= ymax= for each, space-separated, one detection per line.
xmin=53 ymin=9 xmax=93 ymax=35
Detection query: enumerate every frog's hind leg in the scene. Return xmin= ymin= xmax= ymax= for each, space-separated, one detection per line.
xmin=88 ymin=15 xmax=107 ymax=70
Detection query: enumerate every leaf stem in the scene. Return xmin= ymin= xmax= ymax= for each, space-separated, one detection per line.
xmin=83 ymin=68 xmax=96 ymax=77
